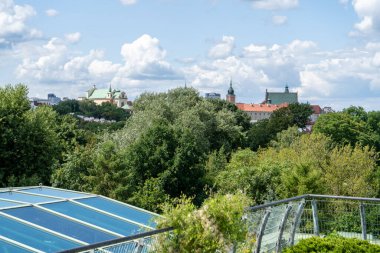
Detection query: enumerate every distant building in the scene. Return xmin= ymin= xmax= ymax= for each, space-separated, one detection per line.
xmin=226 ymin=80 xmax=236 ymax=104
xmin=264 ymin=85 xmax=298 ymax=105
xmin=29 ymin=93 xmax=61 ymax=108
xmin=236 ymin=103 xmax=288 ymax=123
xmin=47 ymin=93 xmax=61 ymax=105
xmin=85 ymin=84 xmax=129 ymax=109
xmin=205 ymin=92 xmax=221 ymax=99
xmin=309 ymin=105 xmax=322 ymax=123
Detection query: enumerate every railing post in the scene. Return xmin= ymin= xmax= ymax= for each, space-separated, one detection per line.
xmin=360 ymin=203 xmax=367 ymax=240
xmin=311 ymin=200 xmax=319 ymax=236
xmin=254 ymin=208 xmax=271 ymax=253
xmin=134 ymin=238 xmax=144 ymax=253
xmin=275 ymin=205 xmax=293 ymax=253
xmin=289 ymin=200 xmax=305 ymax=246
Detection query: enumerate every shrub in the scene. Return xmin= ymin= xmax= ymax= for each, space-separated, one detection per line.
xmin=283 ymin=234 xmax=380 ymax=253
xmin=155 ymin=192 xmax=253 ymax=253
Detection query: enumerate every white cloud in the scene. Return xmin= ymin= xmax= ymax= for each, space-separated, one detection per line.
xmin=352 ymin=0 xmax=380 ymax=34
xmin=252 ymin=0 xmax=298 ymax=10
xmin=115 ymin=34 xmax=181 ymax=81
xmin=0 ymin=0 xmax=40 ymax=48
xmin=46 ymin=9 xmax=58 ymax=17
xmin=120 ymin=0 xmax=137 ymax=5
xmin=16 ymin=37 xmax=104 ymax=83
xmin=372 ymin=52 xmax=380 ymax=66
xmin=16 ymin=34 xmax=181 ymax=88
xmin=208 ymin=36 xmax=235 ymax=59
xmin=65 ymin=32 xmax=81 ymax=43
xmin=272 ymin=15 xmax=287 ymax=25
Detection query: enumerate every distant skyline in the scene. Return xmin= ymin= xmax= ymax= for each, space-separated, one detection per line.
xmin=1 ymin=0 xmax=380 ymax=110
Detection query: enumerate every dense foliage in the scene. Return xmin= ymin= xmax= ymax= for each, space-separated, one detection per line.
xmin=155 ymin=192 xmax=253 ymax=253
xmin=53 ymin=99 xmax=130 ymax=121
xmin=283 ymin=235 xmax=380 ymax=253
xmin=52 ymin=88 xmax=251 ymax=209
xmin=247 ymin=103 xmax=313 ymax=150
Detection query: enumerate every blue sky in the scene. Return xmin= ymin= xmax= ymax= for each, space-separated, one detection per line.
xmin=1 ymin=0 xmax=380 ymax=110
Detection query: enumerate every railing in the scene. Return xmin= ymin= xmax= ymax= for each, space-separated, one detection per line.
xmin=245 ymin=194 xmax=380 ymax=253
xmin=57 ymin=227 xmax=173 ymax=253
xmin=58 ymin=194 xmax=380 ymax=253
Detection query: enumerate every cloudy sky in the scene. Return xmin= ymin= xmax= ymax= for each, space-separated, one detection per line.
xmin=1 ymin=0 xmax=380 ymax=110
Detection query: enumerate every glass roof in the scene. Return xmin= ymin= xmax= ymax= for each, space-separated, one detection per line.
xmin=0 ymin=186 xmax=158 ymax=252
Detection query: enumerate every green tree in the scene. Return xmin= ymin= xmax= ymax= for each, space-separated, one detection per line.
xmin=0 ymin=85 xmax=61 ymax=186
xmin=313 ymin=112 xmax=374 ymax=147
xmin=247 ymin=103 xmax=313 ymax=150
xmin=53 ymin=99 xmax=80 ymax=115
xmin=216 ymin=149 xmax=281 ymax=203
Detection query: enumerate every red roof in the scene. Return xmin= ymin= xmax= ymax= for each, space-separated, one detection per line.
xmin=311 ymin=105 xmax=322 ymax=114
xmin=236 ymin=103 xmax=288 ymax=112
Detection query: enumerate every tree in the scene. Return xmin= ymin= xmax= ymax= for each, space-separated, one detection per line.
xmin=247 ymin=103 xmax=313 ymax=150
xmin=0 ymin=85 xmax=61 ymax=186
xmin=313 ymin=112 xmax=374 ymax=147
xmin=53 ymin=99 xmax=80 ymax=115
xmin=216 ymin=149 xmax=281 ymax=203
xmin=324 ymin=145 xmax=378 ymax=197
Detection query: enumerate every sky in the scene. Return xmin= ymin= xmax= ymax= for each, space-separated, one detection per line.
xmin=1 ymin=0 xmax=380 ymax=110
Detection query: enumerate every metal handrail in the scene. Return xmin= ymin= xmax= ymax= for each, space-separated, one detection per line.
xmin=247 ymin=194 xmax=380 ymax=211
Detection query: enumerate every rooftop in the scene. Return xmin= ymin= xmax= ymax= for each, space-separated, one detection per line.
xmin=0 ymin=186 xmax=158 ymax=252
xmin=236 ymin=103 xmax=288 ymax=112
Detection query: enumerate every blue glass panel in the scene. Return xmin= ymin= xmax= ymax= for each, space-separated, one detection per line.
xmin=3 ymin=206 xmax=116 ymax=244
xmin=0 ymin=200 xmax=21 ymax=209
xmin=0 ymin=240 xmax=31 ymax=253
xmin=43 ymin=201 xmax=145 ymax=236
xmin=20 ymin=187 xmax=89 ymax=199
xmin=0 ymin=215 xmax=80 ymax=252
xmin=77 ymin=197 xmax=157 ymax=227
xmin=0 ymin=192 xmax=57 ymax=204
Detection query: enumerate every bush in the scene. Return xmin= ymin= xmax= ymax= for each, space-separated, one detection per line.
xmin=155 ymin=192 xmax=253 ymax=253
xmin=283 ymin=234 xmax=380 ymax=253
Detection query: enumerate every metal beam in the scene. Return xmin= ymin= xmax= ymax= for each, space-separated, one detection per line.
xmin=275 ymin=205 xmax=293 ymax=253
xmin=311 ymin=200 xmax=319 ymax=236
xmin=360 ymin=203 xmax=367 ymax=240
xmin=254 ymin=208 xmax=271 ymax=253
xmin=289 ymin=200 xmax=305 ymax=246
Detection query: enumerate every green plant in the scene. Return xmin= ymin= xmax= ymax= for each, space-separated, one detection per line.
xmin=283 ymin=234 xmax=380 ymax=253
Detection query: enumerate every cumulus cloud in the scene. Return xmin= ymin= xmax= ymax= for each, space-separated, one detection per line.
xmin=65 ymin=32 xmax=81 ymax=43
xmin=352 ymin=0 xmax=380 ymax=34
xmin=16 ymin=33 xmax=181 ymax=94
xmin=208 ymin=36 xmax=235 ymax=59
xmin=0 ymin=0 xmax=41 ymax=48
xmin=272 ymin=15 xmax=288 ymax=25
xmin=251 ymin=0 xmax=298 ymax=10
xmin=16 ymin=37 xmax=109 ymax=84
xmin=115 ymin=34 xmax=181 ymax=81
xmin=120 ymin=0 xmax=137 ymax=5
xmin=46 ymin=9 xmax=58 ymax=17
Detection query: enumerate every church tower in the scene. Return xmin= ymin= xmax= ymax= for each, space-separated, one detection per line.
xmin=226 ymin=79 xmax=236 ymax=104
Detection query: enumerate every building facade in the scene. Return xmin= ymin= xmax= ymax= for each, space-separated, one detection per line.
xmin=264 ymin=85 xmax=298 ymax=104
xmin=205 ymin=93 xmax=221 ymax=99
xmin=236 ymin=103 xmax=288 ymax=123
xmin=85 ymin=85 xmax=129 ymax=108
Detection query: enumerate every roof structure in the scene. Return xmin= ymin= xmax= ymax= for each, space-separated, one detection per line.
xmin=0 ymin=186 xmax=158 ymax=253
xmin=236 ymin=103 xmax=288 ymax=112
xmin=265 ymin=85 xmax=298 ymax=105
